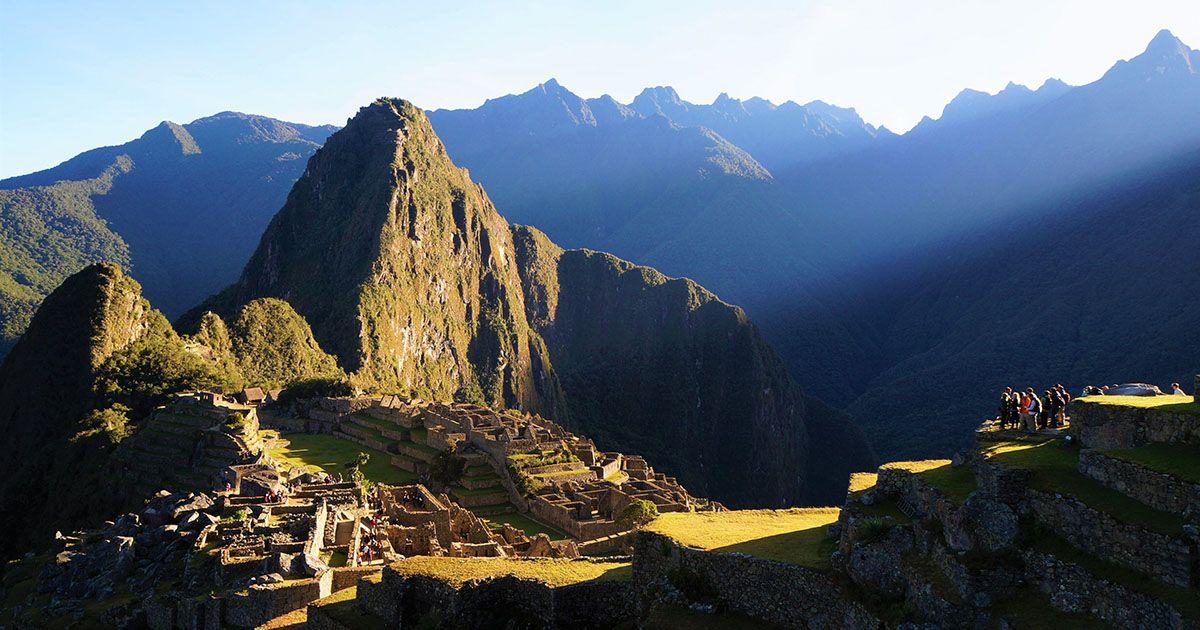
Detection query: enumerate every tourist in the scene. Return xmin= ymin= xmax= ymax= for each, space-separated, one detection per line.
xmin=1043 ymin=389 xmax=1060 ymax=428
xmin=1172 ymin=383 xmax=1186 ymax=396
xmin=1055 ymin=384 xmax=1070 ymax=425
xmin=998 ymin=388 xmax=1014 ymax=429
xmin=1022 ymin=388 xmax=1041 ymax=432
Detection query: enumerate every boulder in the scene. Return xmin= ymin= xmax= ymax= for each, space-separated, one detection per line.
xmin=944 ymin=493 xmax=1018 ymax=552
xmin=295 ymin=553 xmax=328 ymax=577
xmin=171 ymin=494 xmax=215 ymax=520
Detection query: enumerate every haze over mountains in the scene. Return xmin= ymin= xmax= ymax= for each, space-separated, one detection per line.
xmin=2 ymin=28 xmax=1197 ymax=467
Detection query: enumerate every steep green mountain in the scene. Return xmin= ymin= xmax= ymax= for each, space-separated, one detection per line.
xmin=189 ymin=98 xmax=874 ymax=506
xmin=0 ymin=112 xmax=336 ymax=354
xmin=0 ymin=263 xmax=232 ymax=557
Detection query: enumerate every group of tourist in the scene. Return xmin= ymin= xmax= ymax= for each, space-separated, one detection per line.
xmin=996 ymin=385 xmax=1072 ymax=432
xmin=360 ymin=515 xmax=382 ymax=562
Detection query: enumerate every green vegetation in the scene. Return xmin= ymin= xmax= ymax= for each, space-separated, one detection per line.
xmin=1029 ymin=531 xmax=1200 ymax=620
xmin=646 ymin=604 xmax=788 ymax=629
xmin=981 ymin=438 xmax=1185 ymax=535
xmin=645 ymin=509 xmax=840 ymax=570
xmin=390 ymin=556 xmax=630 ymax=586
xmin=276 ymin=377 xmax=352 ymax=405
xmin=990 ymin=586 xmax=1107 ymax=629
xmin=311 ymin=586 xmax=387 ymax=630
xmin=266 ymin=432 xmax=416 ymax=485
xmin=879 ymin=459 xmax=976 ymax=503
xmin=616 ymin=498 xmax=659 ymax=529
xmin=94 ymin=311 xmax=238 ymax=419
xmin=1076 ymin=395 xmax=1199 ymax=413
xmin=1102 ymin=443 xmax=1200 ymax=483
xmin=228 ymin=299 xmax=343 ymax=389
xmin=0 ymin=161 xmax=132 ymax=355
xmin=483 ymin=512 xmax=567 ymax=540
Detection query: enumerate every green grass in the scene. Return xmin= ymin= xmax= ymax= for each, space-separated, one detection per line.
xmin=1102 ymin=443 xmax=1200 ymax=483
xmin=311 ymin=586 xmax=387 ymax=630
xmin=917 ymin=463 xmax=978 ymax=503
xmin=991 ymin=586 xmax=1107 ymax=629
xmin=982 ymin=439 xmax=1185 ymax=535
xmin=268 ymin=432 xmax=416 ymax=485
xmin=858 ymin=498 xmax=912 ymax=522
xmin=482 ymin=512 xmax=567 ymax=540
xmin=1030 ymin=532 xmax=1200 ymax=620
xmin=644 ymin=509 xmax=840 ymax=570
xmin=390 ymin=557 xmax=630 ymax=586
xmin=1076 ymin=395 xmax=1200 ymax=414
xmin=879 ymin=459 xmax=977 ymax=503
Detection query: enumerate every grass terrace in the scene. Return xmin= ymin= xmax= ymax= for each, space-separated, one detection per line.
xmin=644 ymin=508 xmax=840 ymax=570
xmin=389 ymin=557 xmax=630 ymax=587
xmin=1030 ymin=532 xmax=1200 ymax=620
xmin=1075 ymin=395 xmax=1199 ymax=414
xmin=310 ymin=585 xmax=386 ymax=630
xmin=880 ymin=459 xmax=977 ymax=503
xmin=482 ymin=512 xmax=567 ymax=540
xmin=266 ymin=431 xmax=416 ymax=485
xmin=1102 ymin=443 xmax=1200 ymax=483
xmin=979 ymin=437 xmax=1185 ymax=535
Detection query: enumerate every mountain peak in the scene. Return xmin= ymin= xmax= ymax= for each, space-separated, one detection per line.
xmin=1145 ymin=28 xmax=1185 ymax=55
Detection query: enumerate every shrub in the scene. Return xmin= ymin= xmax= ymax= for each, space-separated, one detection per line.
xmin=277 ymin=377 xmax=353 ymax=405
xmin=616 ymin=499 xmax=659 ymax=529
xmin=430 ymin=452 xmax=467 ymax=485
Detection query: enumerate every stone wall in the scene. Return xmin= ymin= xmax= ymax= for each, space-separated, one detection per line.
xmin=223 ymin=570 xmax=333 ymax=627
xmin=1025 ymin=489 xmax=1193 ymax=588
xmin=1070 ymin=400 xmax=1200 ymax=449
xmin=1023 ymin=549 xmax=1197 ymax=629
xmin=633 ymin=531 xmax=878 ymax=629
xmin=354 ymin=564 xmax=633 ymax=629
xmin=1078 ymin=449 xmax=1200 ymax=517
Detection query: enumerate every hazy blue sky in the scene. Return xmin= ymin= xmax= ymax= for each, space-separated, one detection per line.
xmin=2 ymin=0 xmax=1198 ymax=177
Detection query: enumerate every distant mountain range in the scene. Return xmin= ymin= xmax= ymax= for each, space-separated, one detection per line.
xmin=0 ymin=112 xmax=335 ymax=353
xmin=2 ymin=29 xmax=1196 ymax=463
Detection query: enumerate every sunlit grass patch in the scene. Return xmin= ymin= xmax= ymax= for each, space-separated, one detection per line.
xmin=644 ymin=508 xmax=840 ymax=569
xmin=268 ymin=432 xmax=416 ymax=485
xmin=1103 ymin=443 xmax=1200 ymax=483
xmin=390 ymin=557 xmax=630 ymax=586
xmin=1076 ymin=395 xmax=1199 ymax=414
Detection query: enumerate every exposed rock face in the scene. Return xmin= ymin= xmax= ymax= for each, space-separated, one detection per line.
xmin=187 ymin=98 xmax=874 ymax=507
xmin=512 ymin=225 xmax=869 ymax=505
xmin=0 ymin=264 xmax=154 ymax=557
xmin=943 ymin=493 xmax=1019 ymax=552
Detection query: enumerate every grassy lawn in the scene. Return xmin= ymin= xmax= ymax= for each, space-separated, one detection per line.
xmin=390 ymin=557 xmax=630 ymax=586
xmin=268 ymin=432 xmax=416 ymax=485
xmin=981 ymin=438 xmax=1185 ymax=535
xmin=482 ymin=512 xmax=568 ymax=540
xmin=1076 ymin=395 xmax=1199 ymax=414
xmin=847 ymin=472 xmax=878 ymax=495
xmin=311 ymin=586 xmax=387 ymax=630
xmin=1030 ymin=532 xmax=1200 ymax=620
xmin=644 ymin=508 xmax=840 ymax=570
xmin=1102 ymin=443 xmax=1200 ymax=483
xmin=880 ymin=459 xmax=977 ymax=503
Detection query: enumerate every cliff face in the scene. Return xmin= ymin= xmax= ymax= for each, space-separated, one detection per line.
xmin=512 ymin=225 xmax=872 ymax=505
xmin=189 ymin=98 xmax=874 ymax=506
xmin=0 ymin=263 xmax=154 ymax=556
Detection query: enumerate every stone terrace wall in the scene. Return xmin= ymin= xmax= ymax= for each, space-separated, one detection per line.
xmin=223 ymin=570 xmax=333 ymax=627
xmin=1025 ymin=489 xmax=1193 ymax=588
xmin=1070 ymin=400 xmax=1200 ymax=449
xmin=1078 ymin=450 xmax=1200 ymax=517
xmin=633 ymin=531 xmax=878 ymax=629
xmin=1023 ymin=550 xmax=1197 ymax=629
xmin=354 ymin=564 xmax=633 ymax=629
